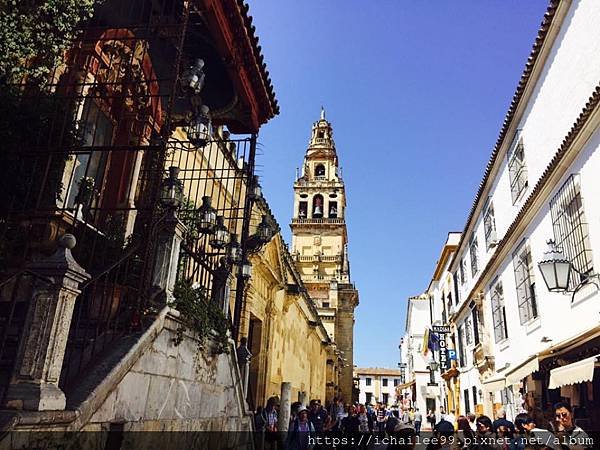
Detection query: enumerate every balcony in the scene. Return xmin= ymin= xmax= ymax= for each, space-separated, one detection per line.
xmin=473 ymin=342 xmax=494 ymax=374
xmin=291 ymin=217 xmax=344 ymax=225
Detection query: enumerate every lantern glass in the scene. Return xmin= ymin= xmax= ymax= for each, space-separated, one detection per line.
xmin=197 ymin=196 xmax=217 ymax=234
xmin=537 ymin=240 xmax=573 ymax=292
xmin=160 ymin=166 xmax=183 ymax=209
xmin=187 ymin=105 xmax=211 ymax=148
xmin=241 ymin=259 xmax=252 ymax=279
xmin=429 ymin=360 xmax=439 ymax=372
xmin=210 ymin=216 xmax=230 ymax=249
xmin=229 ymin=234 xmax=242 ymax=265
xmin=539 ymin=258 xmax=572 ymax=292
xmin=256 ymin=215 xmax=273 ymax=243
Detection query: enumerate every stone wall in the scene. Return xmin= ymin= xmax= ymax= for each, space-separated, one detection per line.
xmin=82 ymin=310 xmax=251 ymax=432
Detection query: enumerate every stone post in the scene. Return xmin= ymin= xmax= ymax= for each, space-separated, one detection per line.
xmin=151 ymin=211 xmax=186 ymax=303
xmin=4 ymin=234 xmax=90 ymax=411
xmin=278 ymin=382 xmax=292 ymax=432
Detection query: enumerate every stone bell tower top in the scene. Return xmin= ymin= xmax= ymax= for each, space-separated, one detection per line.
xmin=306 ymin=107 xmax=338 ymax=165
xmin=290 ymin=108 xmax=350 ymax=283
xmin=290 ymin=109 xmax=359 ymax=404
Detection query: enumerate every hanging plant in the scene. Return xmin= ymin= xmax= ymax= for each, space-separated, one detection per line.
xmin=170 ymin=278 xmax=230 ymax=355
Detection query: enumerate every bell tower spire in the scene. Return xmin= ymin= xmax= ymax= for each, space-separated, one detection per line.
xmin=290 ymin=109 xmax=359 ymax=404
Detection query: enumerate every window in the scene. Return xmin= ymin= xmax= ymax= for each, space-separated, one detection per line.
xmin=459 ymin=258 xmax=467 ymax=285
xmin=328 ymin=201 xmax=338 ymax=218
xmin=512 ymin=241 xmax=538 ymax=324
xmin=382 ymin=393 xmax=389 ymax=405
xmin=322 ymin=302 xmax=330 ymax=308
xmin=312 ymin=194 xmax=324 ymax=218
xmin=382 ymin=378 xmax=388 ymax=387
xmin=508 ymin=134 xmax=528 ymax=203
xmin=298 ymin=201 xmax=307 ymax=218
xmin=483 ymin=199 xmax=497 ymax=249
xmin=463 ymin=388 xmax=471 ymax=414
xmin=470 ymin=303 xmax=480 ymax=346
xmin=366 ymin=377 xmax=372 ymax=386
xmin=453 ymin=273 xmax=459 ymax=305
xmin=550 ymin=174 xmax=593 ymax=289
xmin=469 ymin=234 xmax=479 ymax=277
xmin=394 ymin=379 xmax=399 ymax=387
xmin=63 ymin=99 xmax=113 ymax=209
xmin=465 ymin=318 xmax=473 ymax=346
xmin=366 ymin=393 xmax=373 ymax=404
xmin=457 ymin=326 xmax=466 ymax=367
xmin=472 ymin=386 xmax=478 ymax=406
xmin=490 ymin=280 xmax=508 ymax=342
xmin=315 ymin=164 xmax=325 ymax=177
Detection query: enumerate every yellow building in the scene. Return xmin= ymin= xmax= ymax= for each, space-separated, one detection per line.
xmin=240 ymin=199 xmax=334 ymax=409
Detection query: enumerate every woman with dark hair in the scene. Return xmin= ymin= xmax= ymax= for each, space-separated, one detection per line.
xmin=472 ymin=415 xmax=497 ymax=450
xmin=456 ymin=415 xmax=474 ymax=448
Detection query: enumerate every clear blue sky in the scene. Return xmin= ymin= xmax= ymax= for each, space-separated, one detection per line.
xmin=248 ymin=1 xmax=549 ymax=368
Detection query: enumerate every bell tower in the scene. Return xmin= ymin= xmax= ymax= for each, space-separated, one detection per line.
xmin=290 ymin=108 xmax=359 ymax=403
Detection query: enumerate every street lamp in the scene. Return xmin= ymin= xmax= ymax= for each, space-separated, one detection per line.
xmin=427 ymin=359 xmax=439 ymax=386
xmin=187 ymin=105 xmax=211 ymax=148
xmin=159 ymin=166 xmax=184 ymax=210
xmin=181 ymin=59 xmax=206 ymax=95
xmin=537 ymin=240 xmax=572 ymax=292
xmin=210 ymin=216 xmax=230 ymax=249
xmin=240 ymin=258 xmax=252 ymax=279
xmin=197 ymin=196 xmax=218 ymax=234
xmin=537 ymin=239 xmax=600 ymax=301
xmin=228 ymin=234 xmax=242 ymax=265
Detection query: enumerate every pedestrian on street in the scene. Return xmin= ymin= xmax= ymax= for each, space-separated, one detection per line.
xmin=263 ymin=396 xmax=280 ymax=450
xmin=286 ymin=406 xmax=316 ymax=450
xmin=467 ymin=413 xmax=477 ymax=432
xmin=427 ymin=410 xmax=436 ymax=431
xmin=551 ymin=402 xmax=591 ymax=450
xmin=308 ymin=399 xmax=329 ymax=434
xmin=341 ymin=404 xmax=360 ymax=434
xmin=357 ymin=404 xmax=374 ymax=435
xmin=493 ymin=409 xmax=516 ymax=436
xmin=473 ymin=415 xmax=498 ymax=450
xmin=413 ymin=408 xmax=423 ymax=435
xmin=376 ymin=403 xmax=388 ymax=438
xmin=456 ymin=415 xmax=474 ymax=447
xmin=513 ymin=412 xmax=557 ymax=450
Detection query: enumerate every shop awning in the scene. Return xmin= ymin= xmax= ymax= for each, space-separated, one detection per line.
xmin=396 ymin=380 xmax=415 ymax=390
xmin=506 ymin=356 xmax=539 ymax=386
xmin=482 ymin=376 xmax=505 ymax=392
xmin=548 ymin=355 xmax=599 ymax=389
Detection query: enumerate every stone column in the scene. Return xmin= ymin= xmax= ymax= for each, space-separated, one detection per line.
xmin=278 ymin=382 xmax=292 ymax=432
xmin=4 ymin=234 xmax=90 ymax=411
xmin=151 ymin=212 xmax=186 ymax=303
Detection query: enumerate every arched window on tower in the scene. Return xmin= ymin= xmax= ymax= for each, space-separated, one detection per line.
xmin=329 ymin=201 xmax=338 ymax=218
xmin=298 ymin=201 xmax=307 ymax=219
xmin=313 ymin=194 xmax=324 ymax=218
xmin=315 ymin=164 xmax=325 ymax=178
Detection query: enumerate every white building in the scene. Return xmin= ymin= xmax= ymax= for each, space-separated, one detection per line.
xmin=354 ymin=367 xmax=402 ymax=406
xmin=444 ymin=0 xmax=600 ymax=428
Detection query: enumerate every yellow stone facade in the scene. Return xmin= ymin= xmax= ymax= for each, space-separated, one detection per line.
xmin=241 ymin=209 xmax=334 ymax=409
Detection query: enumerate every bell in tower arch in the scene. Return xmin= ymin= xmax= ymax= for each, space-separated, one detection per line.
xmin=313 ymin=194 xmax=324 ymax=218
